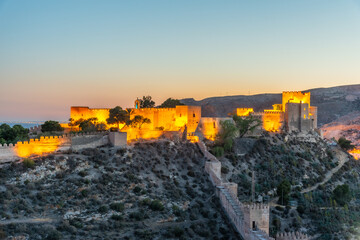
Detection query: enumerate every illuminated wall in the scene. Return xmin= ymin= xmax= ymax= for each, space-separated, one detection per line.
xmin=236 ymin=108 xmax=254 ymax=116
xmin=70 ymin=105 xmax=201 ymax=142
xmin=282 ymin=91 xmax=310 ymax=110
xmin=0 ymin=133 xmax=109 ymax=160
xmin=196 ymin=117 xmax=231 ymax=141
xmin=70 ymin=106 xmax=123 ymax=129
xmin=263 ymin=110 xmax=284 ymax=132
xmin=125 ymin=129 xmax=164 ymax=142
xmin=15 ymin=136 xmax=65 ymax=158
xmin=125 ymin=105 xmax=201 ymax=141
xmin=349 ymin=148 xmax=360 ymax=160
xmin=260 ymin=91 xmax=315 ymax=132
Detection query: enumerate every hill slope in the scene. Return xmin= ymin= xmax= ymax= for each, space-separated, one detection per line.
xmin=0 ymin=141 xmax=236 ymax=239
xmin=215 ymin=132 xmax=360 ymax=239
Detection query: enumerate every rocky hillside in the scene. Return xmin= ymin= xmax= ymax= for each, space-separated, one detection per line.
xmin=321 ymin=111 xmax=360 ymax=147
xmin=215 ymin=132 xmax=360 ymax=239
xmin=181 ymin=84 xmax=360 ymax=126
xmin=0 ymin=141 xmax=237 ymax=240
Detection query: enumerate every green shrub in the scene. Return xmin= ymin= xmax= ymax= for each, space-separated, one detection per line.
xmin=212 ymin=146 xmax=224 ymax=158
xmin=133 ymin=186 xmax=142 ymax=194
xmin=224 ymin=138 xmax=233 ymax=152
xmin=172 ymin=226 xmax=184 ymax=237
xmin=80 ymin=189 xmax=89 ymax=197
xmin=23 ymin=158 xmax=35 ymax=169
xmin=332 ymin=184 xmax=351 ymax=206
xmin=69 ymin=218 xmax=83 ymax=229
xmin=141 ymin=198 xmax=151 ymax=206
xmin=45 ymin=229 xmax=62 ymax=240
xmin=221 ymin=166 xmax=229 ymax=174
xmin=150 ymin=200 xmax=164 ymax=211
xmin=296 ymin=205 xmax=305 ymax=215
xmin=129 ymin=211 xmax=144 ymax=221
xmin=111 ymin=214 xmax=123 ymax=221
xmin=338 ymin=137 xmax=354 ymax=151
xmin=98 ymin=205 xmax=108 ymax=214
xmin=78 ymin=170 xmax=87 ymax=177
xmin=110 ymin=202 xmax=124 ymax=212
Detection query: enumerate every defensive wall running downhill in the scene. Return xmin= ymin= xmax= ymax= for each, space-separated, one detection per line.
xmin=198 ymin=141 xmax=273 ymax=240
xmin=0 ymin=132 xmax=111 ymax=163
xmin=197 ymin=141 xmax=310 ymax=240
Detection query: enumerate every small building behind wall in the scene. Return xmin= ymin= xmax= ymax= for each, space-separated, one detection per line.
xmin=196 ymin=117 xmax=232 ymax=141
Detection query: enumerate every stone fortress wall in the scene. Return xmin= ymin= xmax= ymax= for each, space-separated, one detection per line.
xmin=264 ymin=91 xmax=317 ymax=132
xmin=70 ymin=105 xmax=201 ymax=142
xmin=196 ymin=91 xmax=318 ymax=138
xmin=197 ymin=141 xmax=310 ymax=240
xmin=0 ymin=132 xmax=111 ymax=163
xmin=198 ymin=141 xmax=274 ymax=240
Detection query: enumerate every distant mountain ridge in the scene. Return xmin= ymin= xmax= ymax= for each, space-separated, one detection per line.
xmin=181 ymin=84 xmax=360 ymax=126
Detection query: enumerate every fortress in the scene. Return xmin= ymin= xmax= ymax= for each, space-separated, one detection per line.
xmin=0 ymin=91 xmax=318 ymax=159
xmin=70 ymin=105 xmax=201 ymax=142
xmin=69 ymin=91 xmax=317 ymax=142
xmin=0 ymin=91 xmax=315 ymax=240
xmin=197 ymin=91 xmax=318 ymax=140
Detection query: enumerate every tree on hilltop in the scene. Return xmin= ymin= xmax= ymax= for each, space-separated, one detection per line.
xmin=41 ymin=120 xmax=63 ymax=132
xmin=332 ymin=184 xmax=351 ymax=206
xmin=139 ymin=96 xmax=155 ymax=108
xmin=129 ymin=115 xmax=151 ymax=129
xmin=214 ymin=120 xmax=237 ymax=155
xmin=277 ymin=180 xmax=291 ymax=206
xmin=70 ymin=118 xmax=104 ymax=132
xmin=106 ymin=106 xmax=129 ymax=129
xmin=159 ymin=98 xmax=184 ymax=108
xmin=232 ymin=114 xmax=262 ymax=138
xmin=0 ymin=123 xmax=29 ymax=144
xmin=338 ymin=137 xmax=354 ymax=151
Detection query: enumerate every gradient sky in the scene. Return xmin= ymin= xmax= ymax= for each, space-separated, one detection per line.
xmin=1 ymin=0 xmax=360 ymax=121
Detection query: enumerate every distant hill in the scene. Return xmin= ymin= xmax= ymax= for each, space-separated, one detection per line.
xmin=181 ymin=84 xmax=360 ymax=126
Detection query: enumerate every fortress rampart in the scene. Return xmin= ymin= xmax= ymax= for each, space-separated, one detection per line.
xmin=0 ymin=132 xmax=109 ymax=163
xmin=198 ymin=141 xmax=309 ymax=240
xmin=70 ymin=105 xmax=201 ymax=142
xmin=236 ymin=91 xmax=317 ymax=133
xmin=198 ymin=141 xmax=274 ymax=240
xmin=237 ymin=108 xmax=254 ymax=116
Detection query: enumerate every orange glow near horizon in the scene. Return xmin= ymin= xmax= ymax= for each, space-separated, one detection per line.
xmin=349 ymin=148 xmax=360 ymax=160
xmin=15 ymin=137 xmax=61 ymax=158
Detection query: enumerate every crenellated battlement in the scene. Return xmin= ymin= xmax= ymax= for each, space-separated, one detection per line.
xmin=29 ymin=125 xmax=42 ymax=133
xmin=264 ymin=110 xmax=284 ymax=114
xmin=236 ymin=108 xmax=254 ymax=117
xmin=0 ymin=132 xmax=106 ymax=148
xmin=276 ymin=231 xmax=309 ymax=240
xmin=282 ymin=91 xmax=309 ymax=94
xmin=244 ymin=203 xmax=270 ymax=210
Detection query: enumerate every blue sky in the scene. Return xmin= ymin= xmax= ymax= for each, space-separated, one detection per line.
xmin=0 ymin=0 xmax=360 ymax=120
